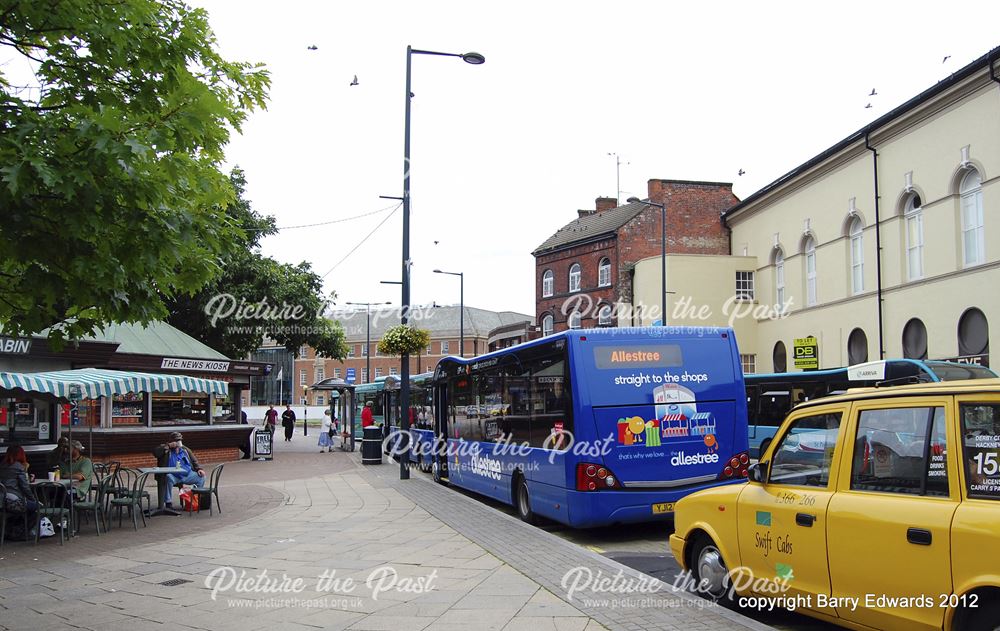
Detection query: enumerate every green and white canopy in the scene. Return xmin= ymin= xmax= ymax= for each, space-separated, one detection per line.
xmin=0 ymin=368 xmax=228 ymax=400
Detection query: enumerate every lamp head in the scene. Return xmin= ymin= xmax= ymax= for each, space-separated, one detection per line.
xmin=627 ymin=197 xmax=641 ymax=203
xmin=433 ymin=269 xmax=442 ymax=273
xmin=461 ymin=52 xmax=486 ymax=65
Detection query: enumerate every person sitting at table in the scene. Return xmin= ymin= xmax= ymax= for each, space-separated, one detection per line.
xmin=152 ymin=432 xmax=205 ymax=507
xmin=0 ymin=445 xmax=39 ymax=522
xmin=45 ymin=436 xmax=70 ymax=470
xmin=58 ymin=440 xmax=93 ymax=501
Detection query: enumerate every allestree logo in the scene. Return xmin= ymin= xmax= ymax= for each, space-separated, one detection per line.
xmin=670 ymin=451 xmax=719 ymax=466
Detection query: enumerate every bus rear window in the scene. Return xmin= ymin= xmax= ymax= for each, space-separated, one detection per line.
xmin=593 ymin=345 xmax=683 ymax=369
xmin=928 ymin=363 xmax=997 ymax=381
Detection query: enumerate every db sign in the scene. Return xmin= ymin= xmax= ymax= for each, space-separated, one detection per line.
xmin=793 ymin=336 xmax=819 ymax=370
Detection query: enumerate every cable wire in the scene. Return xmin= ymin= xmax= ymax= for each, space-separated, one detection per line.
xmin=320 ymin=203 xmax=401 ymax=279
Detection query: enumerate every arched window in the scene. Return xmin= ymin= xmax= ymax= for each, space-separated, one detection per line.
xmin=848 ymin=328 xmax=868 ymax=364
xmin=904 ymin=193 xmax=924 ymax=280
xmin=849 ymin=218 xmax=864 ymax=294
xmin=773 ymin=248 xmax=785 ymax=309
xmin=542 ymin=270 xmax=554 ymax=297
xmin=568 ymin=311 xmax=582 ymax=329
xmin=598 ymin=258 xmax=611 ymax=287
xmin=598 ymin=304 xmax=612 ymax=326
xmin=773 ymin=341 xmax=787 ymax=373
xmin=541 ymin=314 xmax=554 ymax=337
xmin=568 ymin=263 xmax=581 ymax=293
xmin=958 ymin=307 xmax=989 ymax=358
xmin=804 ymin=237 xmax=817 ymax=306
xmin=902 ymin=318 xmax=928 ymax=360
xmin=960 ymin=169 xmax=984 ymax=266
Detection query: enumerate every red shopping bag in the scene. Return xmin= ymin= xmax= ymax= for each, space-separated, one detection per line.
xmin=179 ymin=487 xmax=199 ymax=512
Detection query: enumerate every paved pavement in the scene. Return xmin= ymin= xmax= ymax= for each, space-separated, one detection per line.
xmin=0 ymin=428 xmax=772 ymax=631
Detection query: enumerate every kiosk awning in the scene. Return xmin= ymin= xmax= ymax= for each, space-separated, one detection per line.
xmin=0 ymin=368 xmax=229 ymax=400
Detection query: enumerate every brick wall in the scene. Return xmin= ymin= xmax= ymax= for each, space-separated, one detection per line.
xmin=535 ymin=238 xmax=617 ymax=331
xmin=92 ymin=447 xmax=238 ymax=468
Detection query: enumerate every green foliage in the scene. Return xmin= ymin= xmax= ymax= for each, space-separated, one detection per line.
xmin=0 ymin=0 xmax=270 ymax=344
xmin=377 ymin=325 xmax=431 ymax=357
xmin=165 ymin=168 xmax=349 ymax=360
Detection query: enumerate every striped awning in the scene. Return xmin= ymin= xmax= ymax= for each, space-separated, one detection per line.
xmin=0 ymin=368 xmax=229 ymax=400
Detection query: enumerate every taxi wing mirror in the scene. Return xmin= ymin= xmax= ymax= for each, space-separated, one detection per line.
xmin=748 ymin=462 xmax=768 ymax=484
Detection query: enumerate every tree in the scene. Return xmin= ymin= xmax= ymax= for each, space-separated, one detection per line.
xmin=165 ymin=168 xmax=349 ymax=360
xmin=0 ymin=0 xmax=269 ymax=344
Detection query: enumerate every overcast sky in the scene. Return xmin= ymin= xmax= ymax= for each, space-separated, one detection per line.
xmin=193 ymin=0 xmax=999 ymax=318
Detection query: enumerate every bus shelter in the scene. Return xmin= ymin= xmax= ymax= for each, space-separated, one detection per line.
xmin=308 ymin=378 xmax=356 ymax=451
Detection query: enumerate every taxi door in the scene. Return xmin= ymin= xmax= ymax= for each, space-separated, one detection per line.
xmin=826 ymin=398 xmax=958 ymax=630
xmin=737 ymin=404 xmax=847 ymax=613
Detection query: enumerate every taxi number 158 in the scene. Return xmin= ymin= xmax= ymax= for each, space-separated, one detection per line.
xmin=973 ymin=452 xmax=999 ymax=475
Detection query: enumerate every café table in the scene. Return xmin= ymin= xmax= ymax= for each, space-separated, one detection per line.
xmin=138 ymin=467 xmax=186 ymax=517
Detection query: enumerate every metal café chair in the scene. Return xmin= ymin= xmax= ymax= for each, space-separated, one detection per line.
xmin=73 ymin=475 xmax=112 ymax=536
xmin=191 ymin=463 xmax=224 ymax=516
xmin=33 ymin=482 xmax=70 ymax=546
xmin=108 ymin=469 xmax=151 ymax=531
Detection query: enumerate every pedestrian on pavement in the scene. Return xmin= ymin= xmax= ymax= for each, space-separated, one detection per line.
xmin=361 ymin=401 xmax=374 ymax=428
xmin=264 ymin=404 xmax=278 ymax=434
xmin=152 ymin=432 xmax=205 ymax=507
xmin=239 ymin=409 xmax=252 ymax=459
xmin=319 ymin=409 xmax=333 ymax=452
xmin=281 ymin=404 xmax=296 ymax=442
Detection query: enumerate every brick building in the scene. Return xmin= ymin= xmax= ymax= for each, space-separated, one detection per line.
xmin=532 ymin=180 xmax=737 ymax=333
xmin=293 ymin=306 xmax=532 ymax=405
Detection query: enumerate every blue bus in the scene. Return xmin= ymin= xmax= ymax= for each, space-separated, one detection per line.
xmin=746 ymin=358 xmax=997 ymax=458
xmin=419 ymin=327 xmax=750 ymax=528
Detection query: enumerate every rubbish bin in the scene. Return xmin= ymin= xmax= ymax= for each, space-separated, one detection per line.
xmin=362 ymin=425 xmax=383 ymax=465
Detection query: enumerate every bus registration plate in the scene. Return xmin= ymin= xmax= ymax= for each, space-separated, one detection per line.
xmin=651 ymin=502 xmax=674 ymax=514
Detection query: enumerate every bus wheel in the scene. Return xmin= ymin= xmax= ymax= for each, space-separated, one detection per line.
xmin=515 ymin=477 xmax=537 ymax=525
xmin=432 ymin=459 xmax=447 ymax=485
xmin=758 ymin=438 xmax=772 ymax=460
xmin=690 ymin=536 xmax=732 ymax=602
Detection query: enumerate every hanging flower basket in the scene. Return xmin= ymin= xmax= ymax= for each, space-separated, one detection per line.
xmin=377 ymin=325 xmax=431 ymax=356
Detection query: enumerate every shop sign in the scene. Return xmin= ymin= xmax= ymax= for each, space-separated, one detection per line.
xmin=346 ymin=368 xmax=356 ymax=384
xmin=0 ymin=337 xmax=31 ymax=354
xmin=793 ymin=337 xmax=819 ymax=370
xmin=161 ymin=358 xmax=230 ymax=372
xmin=254 ymin=428 xmax=273 ymax=460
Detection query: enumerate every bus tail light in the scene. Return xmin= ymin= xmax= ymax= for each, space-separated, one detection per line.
xmin=576 ymin=463 xmax=622 ymax=491
xmin=718 ymin=451 xmax=751 ymax=480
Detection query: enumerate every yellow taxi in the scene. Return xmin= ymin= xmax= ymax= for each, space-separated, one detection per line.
xmin=669 ymin=379 xmax=1000 ymax=631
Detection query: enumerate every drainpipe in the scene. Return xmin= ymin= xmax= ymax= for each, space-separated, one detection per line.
xmin=865 ymin=132 xmax=885 ymax=360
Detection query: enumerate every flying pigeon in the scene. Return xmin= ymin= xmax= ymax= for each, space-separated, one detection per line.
xmin=869 ymin=88 xmax=877 ymax=96
xmin=434 ymin=240 xmax=439 ymax=245
xmin=350 ymin=75 xmax=359 ymax=86
xmin=942 ymin=55 xmax=951 ymax=63
xmin=865 ymin=103 xmax=872 ymax=109
xmin=738 ymin=169 xmax=745 ymax=176
xmin=307 ymin=45 xmax=317 ymax=51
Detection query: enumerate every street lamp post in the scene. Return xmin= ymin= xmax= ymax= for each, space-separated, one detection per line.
xmin=433 ymin=269 xmax=464 ymax=357
xmin=346 ymin=301 xmax=391 ymax=384
xmin=627 ymin=197 xmax=667 ymax=325
xmin=398 ymin=46 xmax=484 ymax=480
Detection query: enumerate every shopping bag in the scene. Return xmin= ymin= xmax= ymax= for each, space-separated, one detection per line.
xmin=179 ymin=487 xmax=199 ymax=512
xmin=39 ymin=517 xmax=55 ymax=538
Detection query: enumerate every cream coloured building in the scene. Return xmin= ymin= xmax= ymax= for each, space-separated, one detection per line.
xmin=628 ymin=46 xmax=999 ymax=372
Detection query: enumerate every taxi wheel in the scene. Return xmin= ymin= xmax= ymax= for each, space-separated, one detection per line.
xmin=964 ymin=599 xmax=1000 ymax=631
xmin=516 ymin=477 xmax=537 ymax=525
xmin=690 ymin=536 xmax=731 ymax=601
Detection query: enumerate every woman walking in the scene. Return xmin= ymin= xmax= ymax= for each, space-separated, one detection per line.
xmin=319 ymin=410 xmax=333 ymax=453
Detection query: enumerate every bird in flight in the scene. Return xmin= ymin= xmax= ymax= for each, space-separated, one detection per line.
xmin=869 ymin=88 xmax=877 ymax=96
xmin=942 ymin=55 xmax=951 ymax=63
xmin=865 ymin=103 xmax=872 ymax=109
xmin=738 ymin=169 xmax=745 ymax=176
xmin=350 ymin=75 xmax=359 ymax=86
xmin=434 ymin=240 xmax=440 ymax=245
xmin=307 ymin=45 xmax=318 ymax=51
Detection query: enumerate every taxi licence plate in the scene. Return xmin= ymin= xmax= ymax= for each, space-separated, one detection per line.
xmin=652 ymin=502 xmax=674 ymax=514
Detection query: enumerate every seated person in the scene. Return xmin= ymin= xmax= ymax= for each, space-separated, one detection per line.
xmin=0 ymin=445 xmax=39 ymax=521
xmin=45 ymin=436 xmax=70 ymax=469
xmin=152 ymin=432 xmax=205 ymax=507
xmin=59 ymin=440 xmax=93 ymax=501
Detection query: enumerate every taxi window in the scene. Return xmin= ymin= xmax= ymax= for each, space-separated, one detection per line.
xmin=960 ymin=403 xmax=1000 ymax=500
xmin=768 ymin=412 xmax=841 ymax=487
xmin=850 ymin=407 xmax=948 ymax=497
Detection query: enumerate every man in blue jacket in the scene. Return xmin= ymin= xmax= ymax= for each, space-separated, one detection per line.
xmin=152 ymin=432 xmax=205 ymax=507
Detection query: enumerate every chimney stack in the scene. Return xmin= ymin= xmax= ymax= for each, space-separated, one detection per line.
xmin=595 ymin=197 xmax=618 ymax=213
